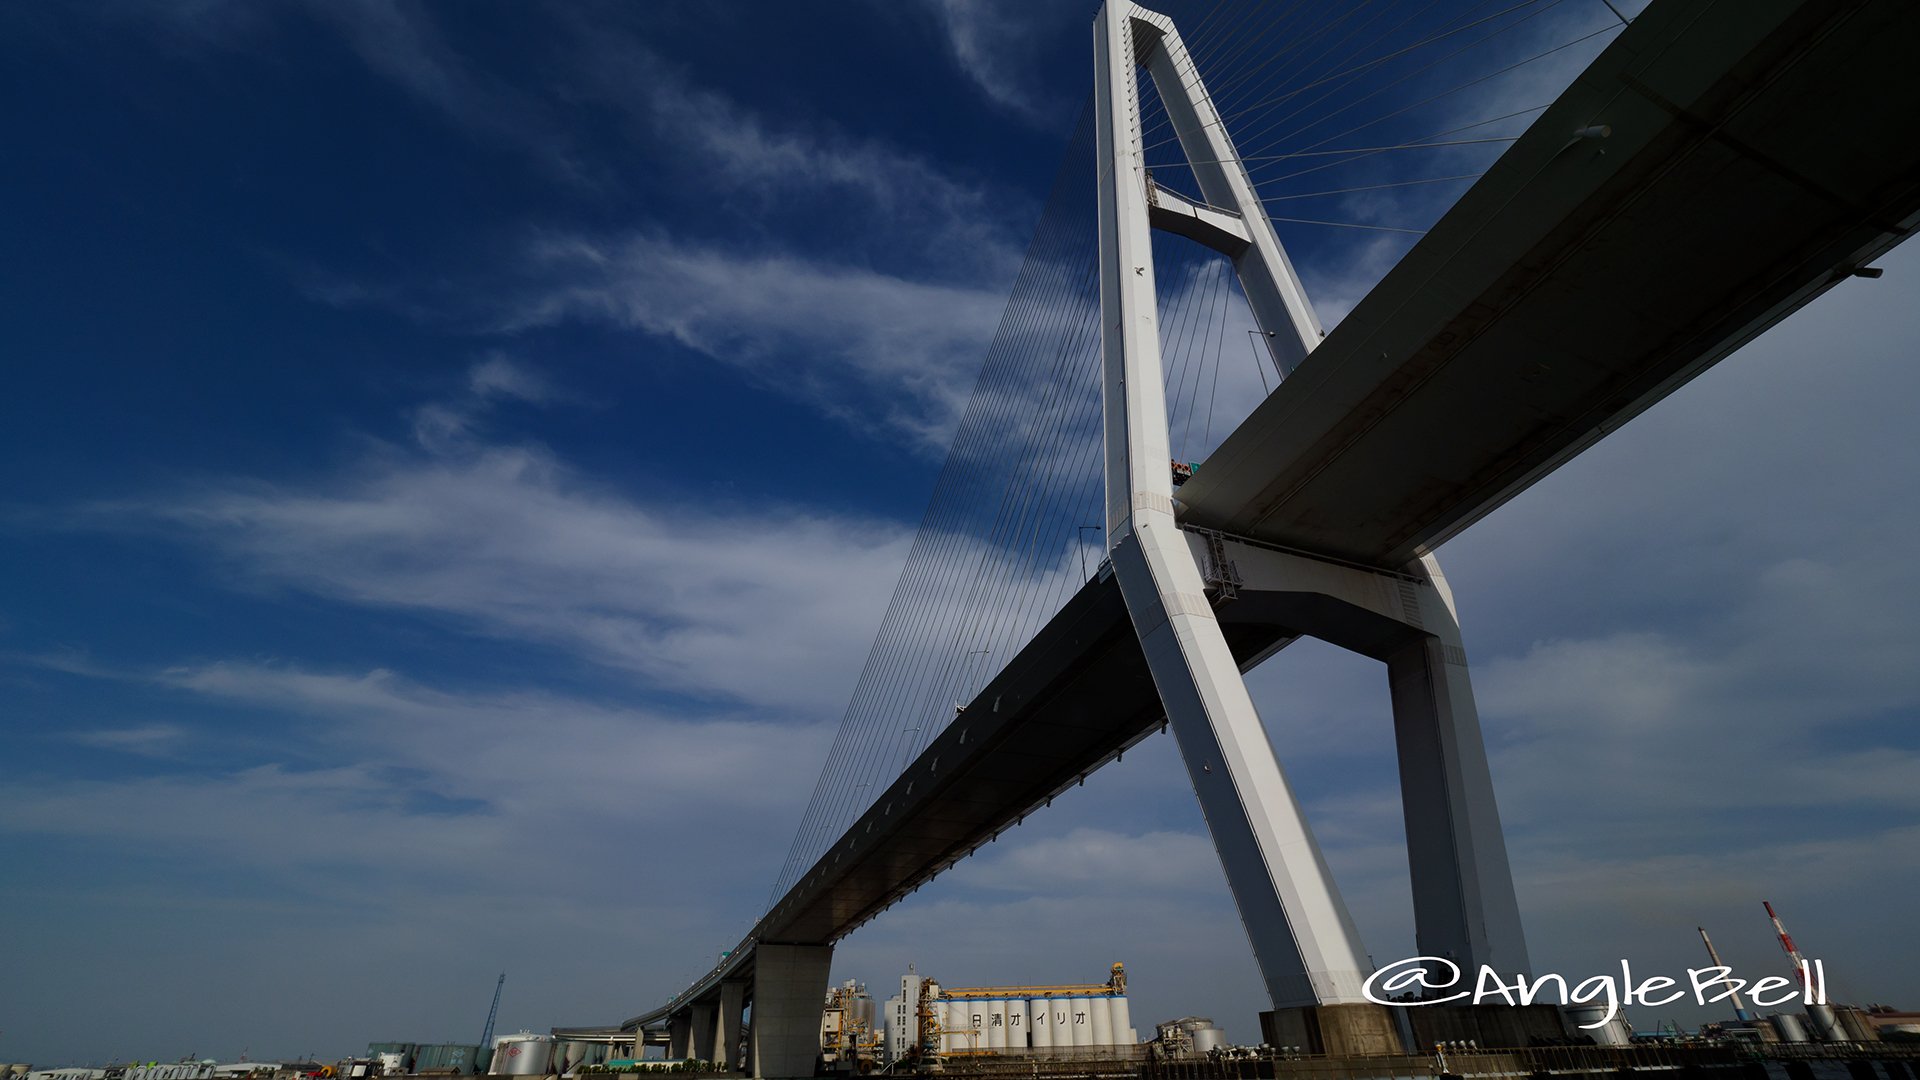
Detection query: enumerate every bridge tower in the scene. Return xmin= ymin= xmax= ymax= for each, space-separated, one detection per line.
xmin=1093 ymin=0 xmax=1532 ymax=1016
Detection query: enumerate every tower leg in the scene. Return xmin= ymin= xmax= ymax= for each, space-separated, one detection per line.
xmin=1112 ymin=531 xmax=1376 ymax=1006
xmin=1388 ymin=556 xmax=1531 ymax=981
xmin=1095 ymin=0 xmax=1372 ymax=1009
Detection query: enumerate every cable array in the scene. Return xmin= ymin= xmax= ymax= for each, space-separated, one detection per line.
xmin=765 ymin=102 xmax=1108 ymax=908
xmin=1143 ymin=0 xmax=1634 ymax=241
xmin=762 ymin=0 xmax=1638 ymax=913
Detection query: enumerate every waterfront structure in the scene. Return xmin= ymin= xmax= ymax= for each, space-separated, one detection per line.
xmin=616 ymin=1 xmax=1920 ymax=1073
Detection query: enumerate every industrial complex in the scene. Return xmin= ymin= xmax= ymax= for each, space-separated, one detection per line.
xmin=8 ymin=908 xmax=1919 ymax=1080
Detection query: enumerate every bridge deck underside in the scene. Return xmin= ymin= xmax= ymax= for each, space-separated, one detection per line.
xmin=760 ymin=574 xmax=1293 ymax=947
xmin=1177 ymin=0 xmax=1920 ymax=568
xmin=628 ymin=575 xmax=1295 ymax=1032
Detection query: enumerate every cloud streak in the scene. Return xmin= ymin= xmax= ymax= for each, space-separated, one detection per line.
xmin=59 ymin=362 xmax=913 ymax=714
xmin=502 ymin=232 xmax=1008 ymax=447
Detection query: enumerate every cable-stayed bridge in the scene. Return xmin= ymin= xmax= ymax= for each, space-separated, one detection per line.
xmin=607 ymin=0 xmax=1920 ymax=1073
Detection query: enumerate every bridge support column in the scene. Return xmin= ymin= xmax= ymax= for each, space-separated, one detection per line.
xmin=716 ymin=980 xmax=748 ymax=1071
xmin=749 ymin=943 xmax=832 ymax=1078
xmin=690 ymin=1000 xmax=717 ymax=1064
xmin=1198 ymin=533 xmax=1532 ymax=984
xmin=669 ymin=1013 xmax=691 ymax=1061
xmin=1387 ymin=556 xmax=1531 ymax=983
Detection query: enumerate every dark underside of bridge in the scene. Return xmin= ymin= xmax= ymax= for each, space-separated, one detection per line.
xmin=759 ymin=569 xmax=1292 ymax=948
xmin=633 ymin=0 xmax=1920 ymax=1033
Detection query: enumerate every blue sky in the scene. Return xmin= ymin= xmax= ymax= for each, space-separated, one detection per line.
xmin=4 ymin=0 xmax=1917 ymax=1066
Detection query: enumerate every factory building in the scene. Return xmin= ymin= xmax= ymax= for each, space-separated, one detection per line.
xmin=875 ymin=963 xmax=1138 ymax=1065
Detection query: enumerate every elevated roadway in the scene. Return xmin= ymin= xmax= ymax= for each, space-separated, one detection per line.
xmin=619 ymin=0 xmax=1920 ymax=1073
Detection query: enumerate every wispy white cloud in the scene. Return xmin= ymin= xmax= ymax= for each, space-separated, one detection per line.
xmin=589 ymin=46 xmax=1026 ymax=267
xmin=502 ymin=231 xmax=1007 ymax=447
xmin=910 ymin=0 xmax=1084 ymax=125
xmin=61 ymin=361 xmax=912 ymax=714
xmin=0 ymin=657 xmax=824 ymax=1051
xmin=71 ymin=724 xmax=188 ymax=756
xmin=953 ymin=827 xmax=1223 ymax=894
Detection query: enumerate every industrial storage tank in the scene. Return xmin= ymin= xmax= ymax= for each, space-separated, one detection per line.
xmin=945 ymin=999 xmax=968 ymax=1053
xmin=488 ymin=1034 xmax=552 ymax=1076
xmin=1192 ymin=1028 xmax=1227 ymax=1054
xmin=1770 ymin=1014 xmax=1810 ymax=1043
xmin=415 ymin=1045 xmax=483 ymax=1075
xmin=1006 ymin=999 xmax=1028 ymax=1050
xmin=552 ymin=1042 xmax=604 ymax=1075
xmin=1028 ymin=997 xmax=1053 ymax=1049
xmin=1562 ymin=1006 xmax=1631 ymax=1046
xmin=1806 ymin=1004 xmax=1845 ymax=1043
xmin=986 ymin=1000 xmax=1007 ymax=1050
xmin=1089 ymin=996 xmax=1113 ymax=1046
xmin=1109 ymin=996 xmax=1131 ymax=1046
xmin=1068 ymin=996 xmax=1093 ymax=1047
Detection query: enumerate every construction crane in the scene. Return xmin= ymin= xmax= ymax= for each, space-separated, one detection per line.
xmin=1763 ymin=902 xmax=1819 ymax=997
xmin=1764 ymin=902 xmax=1842 ymax=1041
xmin=480 ymin=973 xmax=506 ymax=1051
xmin=1696 ymin=927 xmax=1750 ymax=1021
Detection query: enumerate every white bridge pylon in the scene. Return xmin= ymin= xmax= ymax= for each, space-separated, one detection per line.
xmin=1094 ymin=0 xmax=1532 ymax=1009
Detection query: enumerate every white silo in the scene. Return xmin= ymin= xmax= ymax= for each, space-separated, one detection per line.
xmin=1028 ymin=997 xmax=1053 ymax=1050
xmin=986 ymin=999 xmax=1007 ymax=1050
xmin=1108 ymin=995 xmax=1131 ymax=1046
xmin=1007 ymin=998 xmax=1029 ymax=1050
xmin=942 ymin=998 xmax=962 ymax=1053
xmin=958 ymin=999 xmax=982 ymax=1053
xmin=1069 ymin=996 xmax=1094 ymax=1047
xmin=1089 ymin=995 xmax=1114 ymax=1045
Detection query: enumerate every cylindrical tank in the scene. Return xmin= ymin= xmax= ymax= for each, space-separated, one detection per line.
xmin=488 ymin=1034 xmax=551 ymax=1076
xmin=853 ymin=994 xmax=877 ymax=1031
xmin=557 ymin=1041 xmax=602 ymax=1075
xmin=1807 ymin=1004 xmax=1846 ymax=1042
xmin=1771 ymin=1013 xmax=1810 ymax=1043
xmin=1069 ymin=996 xmax=1094 ymax=1047
xmin=1563 ymin=1006 xmax=1631 ymax=1046
xmin=1006 ymin=998 xmax=1029 ymax=1050
xmin=1089 ymin=996 xmax=1114 ymax=1046
xmin=1028 ymin=997 xmax=1053 ymax=1050
xmin=947 ymin=999 xmax=970 ymax=1053
xmin=1108 ymin=996 xmax=1131 ymax=1046
xmin=1192 ymin=1028 xmax=1227 ymax=1054
xmin=987 ymin=999 xmax=1007 ymax=1050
